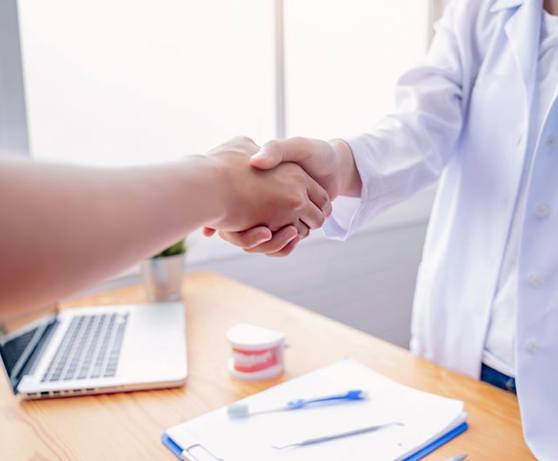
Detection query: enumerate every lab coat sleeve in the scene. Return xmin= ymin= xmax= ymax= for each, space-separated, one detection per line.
xmin=324 ymin=0 xmax=473 ymax=239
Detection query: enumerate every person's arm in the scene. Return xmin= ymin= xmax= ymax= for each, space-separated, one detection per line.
xmin=0 ymin=137 xmax=330 ymax=317
xmin=211 ymin=0 xmax=477 ymax=255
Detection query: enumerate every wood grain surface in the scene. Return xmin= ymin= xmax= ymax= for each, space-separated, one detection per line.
xmin=0 ymin=273 xmax=534 ymax=460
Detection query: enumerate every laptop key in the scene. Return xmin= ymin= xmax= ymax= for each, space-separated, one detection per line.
xmin=102 ymin=315 xmax=128 ymax=378
xmin=42 ymin=312 xmax=129 ymax=384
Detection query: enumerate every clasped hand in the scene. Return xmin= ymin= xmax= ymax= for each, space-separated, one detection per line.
xmin=204 ymin=136 xmax=359 ymax=256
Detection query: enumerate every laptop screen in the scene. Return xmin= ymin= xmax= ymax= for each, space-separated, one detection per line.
xmin=0 ymin=305 xmax=58 ymax=392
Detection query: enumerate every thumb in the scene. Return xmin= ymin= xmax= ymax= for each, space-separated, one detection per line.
xmin=250 ymin=140 xmax=286 ymax=170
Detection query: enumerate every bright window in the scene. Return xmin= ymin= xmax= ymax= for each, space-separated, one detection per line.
xmin=18 ymin=0 xmax=275 ymax=166
xmin=17 ymin=0 xmax=428 ymax=166
xmin=285 ymin=0 xmax=428 ymax=137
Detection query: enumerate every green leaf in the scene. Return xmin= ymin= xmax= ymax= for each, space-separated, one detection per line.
xmin=153 ymin=238 xmax=187 ymax=258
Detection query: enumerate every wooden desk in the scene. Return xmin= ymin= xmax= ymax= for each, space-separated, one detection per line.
xmin=1 ymin=273 xmax=533 ymax=460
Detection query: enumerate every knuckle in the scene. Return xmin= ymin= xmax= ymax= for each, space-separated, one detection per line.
xmin=284 ymin=166 xmax=306 ymax=184
xmin=314 ymin=194 xmax=327 ymax=210
xmin=287 ymin=193 xmax=305 ymax=210
xmin=290 ymin=136 xmax=312 ymax=153
xmin=264 ymin=139 xmax=282 ymax=154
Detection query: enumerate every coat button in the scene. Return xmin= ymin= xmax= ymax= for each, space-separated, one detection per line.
xmin=547 ymin=135 xmax=556 ymax=148
xmin=535 ymin=202 xmax=551 ymax=219
xmin=526 ymin=340 xmax=539 ymax=354
xmin=527 ymin=273 xmax=544 ymax=288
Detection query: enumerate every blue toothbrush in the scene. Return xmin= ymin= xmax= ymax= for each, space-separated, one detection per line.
xmin=227 ymin=389 xmax=368 ymax=419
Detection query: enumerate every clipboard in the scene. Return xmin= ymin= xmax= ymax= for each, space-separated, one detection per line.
xmin=161 ymin=424 xmax=468 ymax=461
xmin=162 ymin=359 xmax=468 ymax=461
xmin=162 ymin=436 xmax=225 ymax=461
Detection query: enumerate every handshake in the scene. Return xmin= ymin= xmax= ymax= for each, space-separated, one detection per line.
xmin=200 ymin=136 xmax=361 ymax=256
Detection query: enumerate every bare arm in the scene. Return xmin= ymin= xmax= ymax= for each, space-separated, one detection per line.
xmin=0 ymin=155 xmax=222 ymax=315
xmin=0 ymin=137 xmax=330 ymax=316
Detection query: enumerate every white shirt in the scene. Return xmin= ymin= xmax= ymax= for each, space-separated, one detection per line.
xmin=483 ymin=10 xmax=558 ymax=377
xmin=323 ymin=1 xmax=558 ymax=458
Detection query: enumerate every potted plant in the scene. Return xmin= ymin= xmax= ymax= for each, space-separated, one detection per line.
xmin=142 ymin=238 xmax=187 ymax=302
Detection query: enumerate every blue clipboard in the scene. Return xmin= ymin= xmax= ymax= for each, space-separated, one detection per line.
xmin=161 ymin=421 xmax=469 ymax=460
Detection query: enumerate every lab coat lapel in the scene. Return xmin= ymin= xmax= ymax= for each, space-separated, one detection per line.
xmin=503 ymin=0 xmax=542 ymax=107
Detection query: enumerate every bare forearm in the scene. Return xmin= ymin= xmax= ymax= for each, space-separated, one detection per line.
xmin=0 ymin=156 xmax=221 ymax=314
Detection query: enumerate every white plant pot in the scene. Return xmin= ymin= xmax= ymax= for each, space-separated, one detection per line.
xmin=142 ymin=254 xmax=185 ymax=302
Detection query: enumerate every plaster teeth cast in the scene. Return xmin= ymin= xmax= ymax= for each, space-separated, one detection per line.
xmin=226 ymin=323 xmax=285 ymax=381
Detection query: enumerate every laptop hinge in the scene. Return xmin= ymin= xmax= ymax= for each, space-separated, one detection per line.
xmin=12 ymin=318 xmax=59 ymax=393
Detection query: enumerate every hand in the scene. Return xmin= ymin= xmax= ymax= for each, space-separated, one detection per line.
xmin=204 ymin=137 xmax=361 ymax=256
xmin=204 ymin=137 xmax=332 ymax=239
xmin=251 ymin=137 xmax=352 ymax=199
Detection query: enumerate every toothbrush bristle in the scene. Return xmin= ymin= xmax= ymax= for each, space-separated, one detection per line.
xmin=227 ymin=403 xmax=250 ymax=418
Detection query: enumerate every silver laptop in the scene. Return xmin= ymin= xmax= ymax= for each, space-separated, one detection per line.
xmin=0 ymin=302 xmax=187 ymax=399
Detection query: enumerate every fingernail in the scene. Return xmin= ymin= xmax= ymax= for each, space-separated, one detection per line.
xmin=286 ymin=228 xmax=299 ymax=240
xmin=255 ymin=230 xmax=272 ymax=245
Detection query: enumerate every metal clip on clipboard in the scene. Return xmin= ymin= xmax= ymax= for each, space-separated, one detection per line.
xmin=181 ymin=443 xmax=223 ymax=461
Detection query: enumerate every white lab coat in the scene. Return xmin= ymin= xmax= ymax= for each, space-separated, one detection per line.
xmin=325 ymin=0 xmax=557 ymax=458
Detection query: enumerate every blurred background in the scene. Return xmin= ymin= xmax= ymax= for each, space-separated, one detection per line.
xmin=0 ymin=0 xmax=446 ymax=348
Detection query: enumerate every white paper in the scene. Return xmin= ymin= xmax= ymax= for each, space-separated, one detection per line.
xmin=167 ymin=359 xmax=465 ymax=461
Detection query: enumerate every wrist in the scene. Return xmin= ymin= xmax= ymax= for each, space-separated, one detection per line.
xmin=180 ymin=155 xmax=227 ymax=226
xmin=328 ymin=139 xmax=362 ymax=197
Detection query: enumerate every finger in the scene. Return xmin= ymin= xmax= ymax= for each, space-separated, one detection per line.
xmin=249 ymin=140 xmax=285 ymax=169
xmin=268 ymin=237 xmax=300 ymax=257
xmin=294 ymin=219 xmax=310 ymax=239
xmin=244 ymin=225 xmax=298 ymax=254
xmin=306 ymin=176 xmax=332 ymax=217
xmin=218 ymin=226 xmax=273 ymax=250
xmin=250 ymin=137 xmax=312 ymax=170
xmin=322 ymin=199 xmax=333 ymax=218
xmin=299 ymin=196 xmax=326 ymax=230
xmin=202 ymin=227 xmax=216 ymax=237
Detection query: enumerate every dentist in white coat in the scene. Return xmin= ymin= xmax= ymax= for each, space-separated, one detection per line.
xmin=210 ymin=0 xmax=558 ymax=458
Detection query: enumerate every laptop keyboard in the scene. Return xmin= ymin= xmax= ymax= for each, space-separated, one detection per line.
xmin=41 ymin=313 xmax=129 ymax=383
